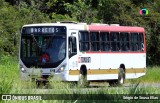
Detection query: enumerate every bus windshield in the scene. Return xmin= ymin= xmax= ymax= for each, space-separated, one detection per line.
xmin=20 ymin=34 xmax=66 ymax=68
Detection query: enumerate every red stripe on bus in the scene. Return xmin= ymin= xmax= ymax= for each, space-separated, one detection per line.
xmin=88 ymin=25 xmax=145 ymax=32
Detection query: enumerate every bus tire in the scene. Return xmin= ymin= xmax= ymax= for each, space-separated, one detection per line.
xmin=109 ymin=68 xmax=125 ymax=86
xmin=78 ymin=70 xmax=89 ymax=88
xmin=117 ymin=68 xmax=125 ymax=86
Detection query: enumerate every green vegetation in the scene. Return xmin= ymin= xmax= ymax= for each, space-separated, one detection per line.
xmin=0 ymin=56 xmax=160 ymax=102
xmin=0 ymin=0 xmax=160 ymax=102
xmin=125 ymin=67 xmax=160 ymax=83
xmin=0 ymin=0 xmax=160 ymax=65
xmin=137 ymin=67 xmax=160 ymax=83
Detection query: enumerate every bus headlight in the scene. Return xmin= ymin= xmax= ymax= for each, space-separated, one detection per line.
xmin=20 ymin=65 xmax=26 ymax=73
xmin=60 ymin=67 xmax=64 ymax=71
xmin=57 ymin=64 xmax=66 ymax=73
xmin=21 ymin=67 xmax=25 ymax=71
xmin=21 ymin=67 xmax=26 ymax=73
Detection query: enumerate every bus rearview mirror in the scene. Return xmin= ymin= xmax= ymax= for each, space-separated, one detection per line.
xmin=14 ymin=35 xmax=17 ymax=46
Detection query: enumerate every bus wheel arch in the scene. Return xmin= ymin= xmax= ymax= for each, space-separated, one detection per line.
xmin=80 ymin=65 xmax=87 ymax=76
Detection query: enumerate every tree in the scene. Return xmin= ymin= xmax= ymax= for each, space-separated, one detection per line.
xmin=1 ymin=0 xmax=160 ymax=66
xmin=65 ymin=0 xmax=99 ymax=23
xmin=0 ymin=0 xmax=50 ymax=55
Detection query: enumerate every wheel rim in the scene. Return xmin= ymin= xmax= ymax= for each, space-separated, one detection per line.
xmin=118 ymin=68 xmax=125 ymax=85
xmin=79 ymin=74 xmax=84 ymax=85
xmin=120 ymin=76 xmax=124 ymax=84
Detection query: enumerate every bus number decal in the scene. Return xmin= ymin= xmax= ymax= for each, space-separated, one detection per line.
xmin=80 ymin=57 xmax=91 ymax=63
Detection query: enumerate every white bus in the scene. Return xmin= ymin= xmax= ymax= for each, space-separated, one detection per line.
xmin=19 ymin=22 xmax=146 ymax=86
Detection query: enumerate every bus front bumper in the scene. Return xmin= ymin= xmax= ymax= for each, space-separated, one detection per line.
xmin=19 ymin=68 xmax=67 ymax=81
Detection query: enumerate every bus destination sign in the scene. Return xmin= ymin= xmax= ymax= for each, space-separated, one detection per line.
xmin=22 ymin=26 xmax=66 ymax=34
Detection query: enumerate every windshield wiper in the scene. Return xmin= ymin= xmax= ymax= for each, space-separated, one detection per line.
xmin=30 ymin=34 xmax=41 ymax=49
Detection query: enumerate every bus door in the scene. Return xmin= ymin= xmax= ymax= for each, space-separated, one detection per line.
xmin=68 ymin=31 xmax=79 ymax=73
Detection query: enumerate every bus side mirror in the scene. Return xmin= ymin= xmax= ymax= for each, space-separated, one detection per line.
xmin=14 ymin=34 xmax=17 ymax=46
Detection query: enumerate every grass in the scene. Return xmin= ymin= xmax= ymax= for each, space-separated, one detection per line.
xmin=0 ymin=55 xmax=160 ymax=103
xmin=137 ymin=66 xmax=160 ymax=83
xmin=125 ymin=66 xmax=160 ymax=83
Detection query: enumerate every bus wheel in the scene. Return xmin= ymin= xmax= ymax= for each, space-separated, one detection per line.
xmin=117 ymin=68 xmax=125 ymax=86
xmin=109 ymin=68 xmax=125 ymax=87
xmin=78 ymin=71 xmax=89 ymax=87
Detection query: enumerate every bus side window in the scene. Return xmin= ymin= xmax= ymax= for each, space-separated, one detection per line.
xmin=110 ymin=32 xmax=120 ymax=51
xmin=130 ymin=33 xmax=139 ymax=51
xmin=79 ymin=31 xmax=89 ymax=51
xmin=130 ymin=33 xmax=144 ymax=52
xmin=120 ymin=32 xmax=129 ymax=51
xmin=69 ymin=36 xmax=77 ymax=58
xmin=139 ymin=33 xmax=144 ymax=51
xmin=90 ymin=32 xmax=100 ymax=51
xmin=100 ymin=32 xmax=110 ymax=51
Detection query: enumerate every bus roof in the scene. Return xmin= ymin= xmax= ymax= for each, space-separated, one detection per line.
xmin=22 ymin=23 xmax=87 ymax=31
xmin=88 ymin=25 xmax=145 ymax=32
xmin=22 ymin=23 xmax=145 ymax=33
